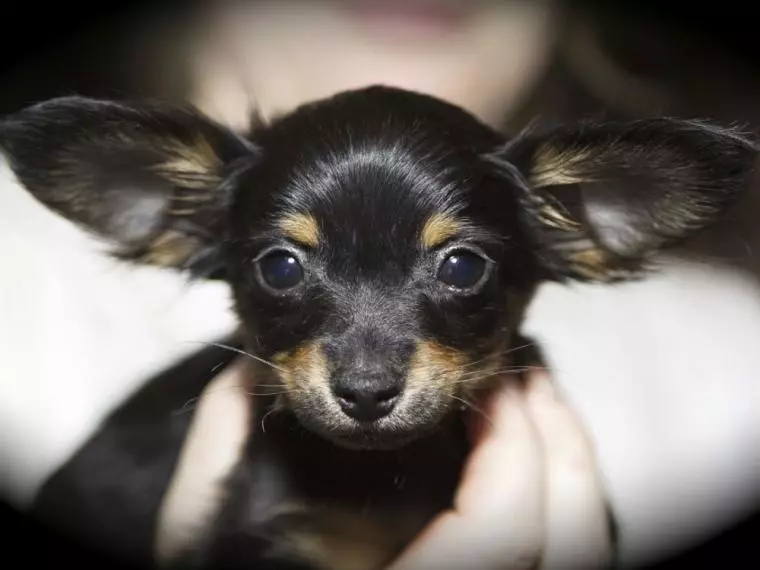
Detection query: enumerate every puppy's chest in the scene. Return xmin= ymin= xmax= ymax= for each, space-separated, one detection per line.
xmin=211 ymin=413 xmax=469 ymax=570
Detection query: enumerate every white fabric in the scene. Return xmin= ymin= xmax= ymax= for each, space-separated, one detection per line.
xmin=0 ymin=156 xmax=238 ymax=507
xmin=524 ymin=263 xmax=760 ymax=566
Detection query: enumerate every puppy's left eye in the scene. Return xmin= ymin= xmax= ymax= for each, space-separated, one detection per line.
xmin=438 ymin=250 xmax=488 ymax=290
xmin=257 ymin=250 xmax=305 ymax=292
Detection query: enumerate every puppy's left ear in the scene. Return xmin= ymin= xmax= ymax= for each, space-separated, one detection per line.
xmin=0 ymin=96 xmax=257 ymax=276
xmin=488 ymin=118 xmax=758 ymax=281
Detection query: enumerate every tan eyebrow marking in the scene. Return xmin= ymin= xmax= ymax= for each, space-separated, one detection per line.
xmin=278 ymin=212 xmax=321 ymax=248
xmin=420 ymin=212 xmax=461 ymax=249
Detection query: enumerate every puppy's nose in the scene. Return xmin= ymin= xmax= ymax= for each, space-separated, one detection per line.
xmin=333 ymin=375 xmax=401 ymax=422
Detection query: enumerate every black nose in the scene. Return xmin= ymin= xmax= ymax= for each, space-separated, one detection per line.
xmin=333 ymin=376 xmax=401 ymax=422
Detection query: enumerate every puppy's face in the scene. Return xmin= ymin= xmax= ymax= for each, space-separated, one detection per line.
xmin=3 ymin=86 xmax=755 ymax=449
xmin=225 ymin=92 xmax=535 ymax=448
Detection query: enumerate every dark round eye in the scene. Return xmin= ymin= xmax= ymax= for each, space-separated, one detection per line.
xmin=437 ymin=250 xmax=488 ymax=290
xmin=257 ymin=250 xmax=304 ymax=291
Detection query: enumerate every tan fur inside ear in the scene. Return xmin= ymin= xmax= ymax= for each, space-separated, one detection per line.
xmin=536 ymin=200 xmax=583 ymax=233
xmin=529 ymin=143 xmax=592 ymax=188
xmin=509 ymin=117 xmax=756 ymax=283
xmin=523 ymin=144 xmax=641 ymax=282
xmin=136 ymin=229 xmax=203 ymax=267
xmin=133 ymin=135 xmax=227 ymax=268
xmin=3 ymin=97 xmax=252 ymax=274
xmin=527 ymin=192 xmax=639 ymax=282
xmin=564 ymin=247 xmax=622 ymax=281
xmin=153 ymin=135 xmax=224 ymax=193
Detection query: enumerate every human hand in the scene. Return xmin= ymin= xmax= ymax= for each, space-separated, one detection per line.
xmin=155 ymin=362 xmax=613 ymax=570
xmin=388 ymin=370 xmax=614 ymax=570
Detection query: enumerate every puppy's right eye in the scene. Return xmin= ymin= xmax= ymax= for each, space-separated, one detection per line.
xmin=437 ymin=249 xmax=489 ymax=291
xmin=257 ymin=250 xmax=304 ymax=292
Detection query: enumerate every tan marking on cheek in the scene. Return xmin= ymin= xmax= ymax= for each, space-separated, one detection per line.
xmin=272 ymin=351 xmax=295 ymax=390
xmin=406 ymin=340 xmax=468 ymax=395
xmin=278 ymin=212 xmax=321 ymax=248
xmin=420 ymin=213 xmax=461 ymax=249
xmin=274 ymin=342 xmax=329 ymax=394
xmin=408 ymin=338 xmax=530 ymax=402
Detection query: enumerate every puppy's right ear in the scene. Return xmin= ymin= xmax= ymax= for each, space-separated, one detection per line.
xmin=0 ymin=96 xmax=257 ymax=276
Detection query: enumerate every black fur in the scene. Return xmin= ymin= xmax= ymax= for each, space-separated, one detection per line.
xmin=3 ymin=85 xmax=755 ymax=569
xmin=0 ymin=97 xmax=253 ymax=273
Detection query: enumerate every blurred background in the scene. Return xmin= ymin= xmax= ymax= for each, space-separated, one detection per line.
xmin=4 ymin=1 xmax=760 ymax=130
xmin=1 ymin=1 xmax=760 ymax=569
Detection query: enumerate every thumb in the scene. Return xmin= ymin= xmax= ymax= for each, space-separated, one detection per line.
xmin=390 ymin=381 xmax=546 ymax=570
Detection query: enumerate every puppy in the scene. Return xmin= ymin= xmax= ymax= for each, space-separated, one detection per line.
xmin=1 ymin=86 xmax=755 ymax=569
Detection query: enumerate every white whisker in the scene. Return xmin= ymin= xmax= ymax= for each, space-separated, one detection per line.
xmin=184 ymin=340 xmax=287 ymax=373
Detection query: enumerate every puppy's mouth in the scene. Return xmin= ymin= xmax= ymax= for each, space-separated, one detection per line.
xmin=313 ymin=416 xmax=438 ymax=451
xmin=283 ymin=393 xmax=451 ymax=451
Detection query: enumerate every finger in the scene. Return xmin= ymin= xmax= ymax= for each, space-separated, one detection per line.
xmin=154 ymin=357 xmax=253 ymax=564
xmin=525 ymin=370 xmax=613 ymax=570
xmin=391 ymin=385 xmax=545 ymax=570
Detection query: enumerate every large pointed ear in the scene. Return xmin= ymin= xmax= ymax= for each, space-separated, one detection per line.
xmin=486 ymin=118 xmax=758 ymax=282
xmin=0 ymin=96 xmax=257 ymax=276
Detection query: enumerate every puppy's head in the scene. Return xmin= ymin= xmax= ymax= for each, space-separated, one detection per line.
xmin=3 ymin=87 xmax=755 ymax=449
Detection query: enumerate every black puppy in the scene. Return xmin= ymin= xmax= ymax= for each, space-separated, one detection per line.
xmin=2 ymin=86 xmax=756 ymax=569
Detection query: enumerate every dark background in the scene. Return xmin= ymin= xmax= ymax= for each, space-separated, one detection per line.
xmin=1 ymin=1 xmax=758 ymax=568
xmin=1 ymin=1 xmax=760 ymax=118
